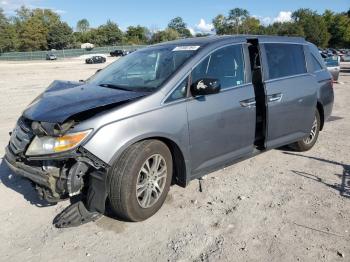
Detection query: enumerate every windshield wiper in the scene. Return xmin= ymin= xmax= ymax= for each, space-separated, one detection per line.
xmin=99 ymin=83 xmax=155 ymax=93
xmin=99 ymin=83 xmax=132 ymax=91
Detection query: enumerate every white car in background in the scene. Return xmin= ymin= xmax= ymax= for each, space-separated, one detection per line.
xmin=325 ymin=56 xmax=340 ymax=82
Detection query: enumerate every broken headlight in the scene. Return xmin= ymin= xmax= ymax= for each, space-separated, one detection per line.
xmin=26 ymin=130 xmax=91 ymax=156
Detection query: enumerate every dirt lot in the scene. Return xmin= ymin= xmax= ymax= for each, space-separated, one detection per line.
xmin=0 ymin=58 xmax=349 ymax=262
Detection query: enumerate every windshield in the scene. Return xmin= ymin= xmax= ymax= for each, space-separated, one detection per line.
xmin=88 ymin=46 xmax=199 ymax=92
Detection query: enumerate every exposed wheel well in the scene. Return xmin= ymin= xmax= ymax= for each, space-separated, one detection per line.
xmin=317 ymin=102 xmax=325 ymax=131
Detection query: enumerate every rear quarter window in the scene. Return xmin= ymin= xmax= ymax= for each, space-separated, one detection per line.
xmin=265 ymin=43 xmax=307 ymax=80
xmin=310 ymin=54 xmax=323 ymax=72
xmin=307 ymin=44 xmax=326 ymax=72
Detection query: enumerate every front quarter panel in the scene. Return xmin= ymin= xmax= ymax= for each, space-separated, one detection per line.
xmin=82 ymin=101 xmax=190 ymax=167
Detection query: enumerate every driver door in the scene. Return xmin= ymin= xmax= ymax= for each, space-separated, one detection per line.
xmin=186 ymin=44 xmax=256 ymax=175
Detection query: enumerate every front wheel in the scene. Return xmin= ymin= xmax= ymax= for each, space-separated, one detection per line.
xmin=291 ymin=110 xmax=320 ymax=152
xmin=108 ymin=140 xmax=173 ymax=221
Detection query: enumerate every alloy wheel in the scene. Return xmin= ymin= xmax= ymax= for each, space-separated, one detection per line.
xmin=136 ymin=154 xmax=167 ymax=208
xmin=303 ymin=117 xmax=318 ymax=144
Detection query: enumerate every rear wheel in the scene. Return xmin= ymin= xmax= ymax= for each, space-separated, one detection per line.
xmin=108 ymin=140 xmax=172 ymax=221
xmin=291 ymin=110 xmax=320 ymax=152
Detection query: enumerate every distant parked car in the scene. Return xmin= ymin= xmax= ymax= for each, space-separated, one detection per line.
xmin=85 ymin=56 xmax=106 ymax=64
xmin=325 ymin=56 xmax=340 ymax=82
xmin=341 ymin=54 xmax=350 ymax=62
xmin=110 ymin=49 xmax=129 ymax=57
xmin=46 ymin=53 xmax=57 ymax=60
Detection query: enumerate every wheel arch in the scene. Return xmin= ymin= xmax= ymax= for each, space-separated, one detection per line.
xmin=317 ymin=101 xmax=325 ymax=131
xmin=151 ymin=136 xmax=188 ymax=187
xmin=109 ymin=135 xmax=190 ymax=188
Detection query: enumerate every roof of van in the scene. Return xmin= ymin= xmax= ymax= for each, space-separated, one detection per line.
xmin=155 ymin=35 xmax=306 ymax=47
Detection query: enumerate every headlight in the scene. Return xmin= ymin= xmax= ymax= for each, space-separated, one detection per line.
xmin=26 ymin=130 xmax=91 ymax=156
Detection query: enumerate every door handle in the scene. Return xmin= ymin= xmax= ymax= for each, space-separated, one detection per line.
xmin=240 ymin=98 xmax=256 ymax=107
xmin=268 ymin=93 xmax=283 ymax=103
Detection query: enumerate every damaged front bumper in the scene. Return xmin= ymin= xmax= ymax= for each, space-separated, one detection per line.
xmin=4 ymin=145 xmax=64 ymax=202
xmin=5 ymin=117 xmax=110 ymax=227
xmin=5 ymin=146 xmax=52 ymax=189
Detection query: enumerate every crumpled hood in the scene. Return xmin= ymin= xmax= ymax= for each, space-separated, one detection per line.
xmin=23 ymin=80 xmax=148 ymax=123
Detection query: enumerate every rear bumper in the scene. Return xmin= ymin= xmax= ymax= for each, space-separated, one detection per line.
xmin=4 ymin=146 xmax=51 ymax=188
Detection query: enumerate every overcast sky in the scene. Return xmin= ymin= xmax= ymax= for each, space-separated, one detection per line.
xmin=1 ymin=0 xmax=349 ymax=33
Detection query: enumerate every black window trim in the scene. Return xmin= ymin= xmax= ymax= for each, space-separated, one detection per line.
xmin=189 ymin=43 xmax=248 ymax=91
xmin=162 ymin=42 xmax=249 ymax=105
xmin=163 ymin=73 xmax=191 ymax=104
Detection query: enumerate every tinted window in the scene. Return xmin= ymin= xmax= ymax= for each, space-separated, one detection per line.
xmin=265 ymin=44 xmax=306 ymax=79
xmin=310 ymin=54 xmax=323 ymax=72
xmin=166 ymin=76 xmax=189 ymax=103
xmin=191 ymin=45 xmax=245 ymax=89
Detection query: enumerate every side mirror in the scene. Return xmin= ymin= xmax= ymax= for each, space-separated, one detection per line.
xmin=95 ymin=69 xmax=102 ymax=74
xmin=190 ymin=78 xmax=221 ymax=97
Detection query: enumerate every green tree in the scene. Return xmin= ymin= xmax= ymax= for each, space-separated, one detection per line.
xmin=47 ymin=22 xmax=74 ymax=49
xmin=31 ymin=8 xmax=61 ymax=28
xmin=14 ymin=7 xmax=67 ymax=51
xmin=77 ymin=28 xmax=99 ymax=45
xmin=18 ymin=16 xmax=48 ymax=51
xmin=15 ymin=6 xmax=31 ymax=22
xmin=0 ymin=8 xmax=8 ymax=51
xmin=94 ymin=20 xmax=123 ymax=46
xmin=292 ymin=8 xmax=330 ymax=47
xmin=168 ymin=17 xmax=192 ymax=38
xmin=241 ymin=17 xmax=261 ymax=34
xmin=0 ymin=8 xmax=15 ymax=52
xmin=125 ymin=25 xmax=149 ymax=44
xmin=150 ymin=28 xmax=179 ymax=43
xmin=227 ymin=8 xmax=249 ymax=34
xmin=0 ymin=8 xmax=6 ymax=24
xmin=213 ymin=14 xmax=226 ymax=35
xmin=323 ymin=10 xmax=350 ymax=48
xmin=213 ymin=8 xmax=253 ymax=35
xmin=265 ymin=22 xmax=304 ymax=37
xmin=76 ymin=19 xmax=90 ymax=33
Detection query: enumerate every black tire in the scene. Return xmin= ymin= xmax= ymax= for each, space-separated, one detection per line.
xmin=108 ymin=140 xmax=173 ymax=221
xmin=291 ymin=110 xmax=320 ymax=152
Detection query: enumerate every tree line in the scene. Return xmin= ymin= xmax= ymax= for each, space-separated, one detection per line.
xmin=0 ymin=6 xmax=349 ymax=53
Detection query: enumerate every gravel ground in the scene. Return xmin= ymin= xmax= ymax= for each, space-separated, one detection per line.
xmin=0 ymin=58 xmax=349 ymax=262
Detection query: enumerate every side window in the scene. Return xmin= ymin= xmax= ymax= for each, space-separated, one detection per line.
xmin=165 ymin=76 xmax=189 ymax=103
xmin=310 ymin=54 xmax=323 ymax=72
xmin=265 ymin=44 xmax=307 ymax=80
xmin=191 ymin=45 xmax=245 ymax=89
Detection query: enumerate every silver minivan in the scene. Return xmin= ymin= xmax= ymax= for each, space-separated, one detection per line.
xmin=4 ymin=35 xmax=334 ymax=227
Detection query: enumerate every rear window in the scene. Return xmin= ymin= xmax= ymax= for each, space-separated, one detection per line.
xmin=265 ymin=43 xmax=307 ymax=80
